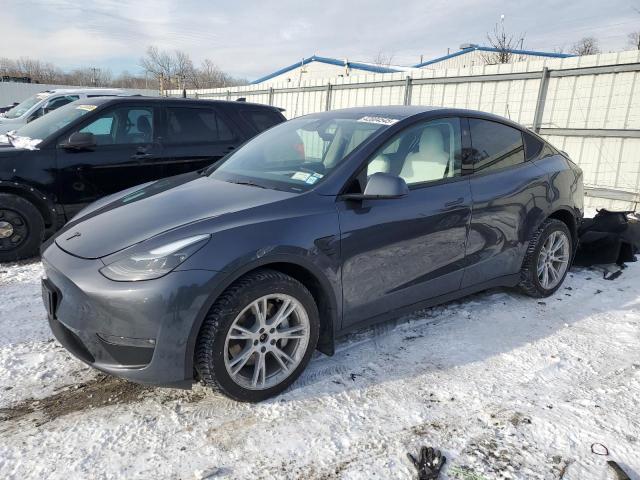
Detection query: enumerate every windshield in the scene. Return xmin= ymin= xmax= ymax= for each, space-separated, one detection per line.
xmin=210 ymin=113 xmax=398 ymax=192
xmin=3 ymin=92 xmax=50 ymax=119
xmin=13 ymin=102 xmax=98 ymax=143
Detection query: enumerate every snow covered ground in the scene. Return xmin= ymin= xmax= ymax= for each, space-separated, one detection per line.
xmin=1 ymin=257 xmax=639 ymax=479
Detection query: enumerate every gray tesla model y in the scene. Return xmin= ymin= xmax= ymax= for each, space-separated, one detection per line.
xmin=41 ymin=106 xmax=583 ymax=401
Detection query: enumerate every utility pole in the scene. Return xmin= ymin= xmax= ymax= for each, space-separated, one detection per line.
xmin=90 ymin=67 xmax=99 ymax=86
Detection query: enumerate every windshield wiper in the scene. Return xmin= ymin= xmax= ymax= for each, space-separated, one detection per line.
xmin=227 ymin=180 xmax=267 ymax=189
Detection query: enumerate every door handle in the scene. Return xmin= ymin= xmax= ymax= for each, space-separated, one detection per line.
xmin=131 ymin=152 xmax=154 ymax=160
xmin=445 ymin=197 xmax=464 ymax=207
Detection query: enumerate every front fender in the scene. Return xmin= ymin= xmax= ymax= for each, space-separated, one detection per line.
xmin=177 ymin=198 xmax=342 ymax=379
xmin=181 ymin=251 xmax=341 ymax=381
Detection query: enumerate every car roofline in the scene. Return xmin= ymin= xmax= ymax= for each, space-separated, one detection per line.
xmin=83 ymin=96 xmax=283 ymax=111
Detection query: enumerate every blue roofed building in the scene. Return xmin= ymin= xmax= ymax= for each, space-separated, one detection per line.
xmin=250 ymin=55 xmax=412 ymax=85
xmin=413 ymin=44 xmax=574 ymax=70
xmin=250 ymin=46 xmax=574 ymax=85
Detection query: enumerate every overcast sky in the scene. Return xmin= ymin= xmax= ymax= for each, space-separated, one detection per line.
xmin=3 ymin=0 xmax=639 ymax=81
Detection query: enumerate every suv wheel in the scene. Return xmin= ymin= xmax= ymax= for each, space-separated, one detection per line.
xmin=0 ymin=193 xmax=44 ymax=263
xmin=519 ymin=219 xmax=573 ymax=298
xmin=195 ymin=269 xmax=319 ymax=402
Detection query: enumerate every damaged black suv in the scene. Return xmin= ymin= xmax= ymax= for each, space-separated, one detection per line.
xmin=0 ymin=97 xmax=285 ymax=262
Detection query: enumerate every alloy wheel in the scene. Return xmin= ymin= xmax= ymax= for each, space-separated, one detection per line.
xmin=536 ymin=230 xmax=570 ymax=290
xmin=223 ymin=294 xmax=310 ymax=390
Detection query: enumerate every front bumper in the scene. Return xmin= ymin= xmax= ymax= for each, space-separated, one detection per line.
xmin=41 ymin=242 xmax=220 ymax=388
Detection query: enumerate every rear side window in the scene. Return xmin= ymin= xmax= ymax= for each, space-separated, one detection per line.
xmin=469 ymin=119 xmax=525 ymax=173
xmin=523 ymin=132 xmax=544 ymax=160
xmin=240 ymin=109 xmax=283 ymax=132
xmin=166 ymin=107 xmax=235 ymax=144
xmin=46 ymin=95 xmax=79 ymax=111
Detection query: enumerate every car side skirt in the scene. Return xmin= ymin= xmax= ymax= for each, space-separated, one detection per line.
xmin=336 ymin=273 xmax=521 ymax=337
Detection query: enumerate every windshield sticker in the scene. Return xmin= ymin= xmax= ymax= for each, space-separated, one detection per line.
xmin=357 ymin=116 xmax=399 ymax=126
xmin=76 ymin=105 xmax=97 ymax=112
xmin=291 ymin=171 xmax=311 ymax=182
xmin=305 ymin=176 xmax=319 ymax=185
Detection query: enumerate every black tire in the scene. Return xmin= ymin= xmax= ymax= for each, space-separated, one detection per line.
xmin=0 ymin=193 xmax=44 ymax=263
xmin=195 ymin=269 xmax=320 ymax=402
xmin=519 ymin=219 xmax=573 ymax=298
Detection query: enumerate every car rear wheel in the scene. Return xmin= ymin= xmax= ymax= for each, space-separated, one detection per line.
xmin=195 ymin=269 xmax=319 ymax=402
xmin=0 ymin=193 xmax=44 ymax=263
xmin=519 ymin=219 xmax=573 ymax=298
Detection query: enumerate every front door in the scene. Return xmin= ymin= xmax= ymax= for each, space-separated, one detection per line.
xmin=55 ymin=104 xmax=162 ymax=217
xmin=338 ymin=117 xmax=471 ymax=329
xmin=158 ymin=105 xmax=241 ymax=176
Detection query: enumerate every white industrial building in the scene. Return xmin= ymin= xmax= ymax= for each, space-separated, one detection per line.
xmin=250 ymin=55 xmax=411 ymax=85
xmin=413 ymin=44 xmax=573 ymax=70
xmin=251 ymin=46 xmax=573 ymax=85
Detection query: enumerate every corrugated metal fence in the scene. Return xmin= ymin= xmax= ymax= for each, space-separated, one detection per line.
xmin=171 ymin=50 xmax=640 ymax=210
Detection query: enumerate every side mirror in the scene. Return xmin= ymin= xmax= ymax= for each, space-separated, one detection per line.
xmin=62 ymin=132 xmax=97 ymax=151
xmin=342 ymin=172 xmax=409 ymax=201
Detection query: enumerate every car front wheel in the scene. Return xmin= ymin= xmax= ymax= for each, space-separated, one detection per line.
xmin=195 ymin=269 xmax=319 ymax=402
xmin=519 ymin=218 xmax=573 ymax=297
xmin=0 ymin=193 xmax=44 ymax=263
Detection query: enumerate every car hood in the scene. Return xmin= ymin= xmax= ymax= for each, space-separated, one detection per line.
xmin=55 ymin=173 xmax=297 ymax=259
xmin=0 ymin=118 xmax=24 ymax=134
xmin=0 ymin=144 xmax=26 ymax=156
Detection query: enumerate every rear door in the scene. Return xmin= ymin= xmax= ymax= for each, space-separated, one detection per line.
xmin=55 ymin=103 xmax=162 ymax=216
xmin=158 ymin=104 xmax=241 ymax=176
xmin=462 ymin=117 xmax=548 ymax=287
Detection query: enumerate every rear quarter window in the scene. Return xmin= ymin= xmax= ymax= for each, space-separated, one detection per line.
xmin=239 ymin=109 xmax=284 ymax=133
xmin=523 ymin=132 xmax=544 ymax=161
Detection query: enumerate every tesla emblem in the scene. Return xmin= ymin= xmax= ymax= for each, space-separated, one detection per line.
xmin=66 ymin=232 xmax=82 ymax=241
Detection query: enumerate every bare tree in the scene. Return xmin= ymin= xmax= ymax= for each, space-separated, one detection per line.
xmin=628 ymin=32 xmax=640 ymax=50
xmin=111 ymin=71 xmax=148 ymax=89
xmin=190 ymin=59 xmax=223 ymax=88
xmin=139 ymin=46 xmax=176 ymax=92
xmin=483 ymin=21 xmax=525 ymax=64
xmin=1 ymin=47 xmax=245 ymax=90
xmin=0 ymin=57 xmax=17 ymax=75
xmin=570 ymin=37 xmax=600 ymax=56
xmin=63 ymin=67 xmax=113 ymax=87
xmin=174 ymin=50 xmax=196 ymax=90
xmin=371 ymin=51 xmax=395 ymax=68
xmin=11 ymin=57 xmax=61 ymax=83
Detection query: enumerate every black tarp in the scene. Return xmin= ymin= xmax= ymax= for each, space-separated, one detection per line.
xmin=574 ymin=210 xmax=640 ymax=267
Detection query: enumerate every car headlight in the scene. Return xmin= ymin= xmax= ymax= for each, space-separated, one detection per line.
xmin=99 ymin=234 xmax=210 ymax=281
